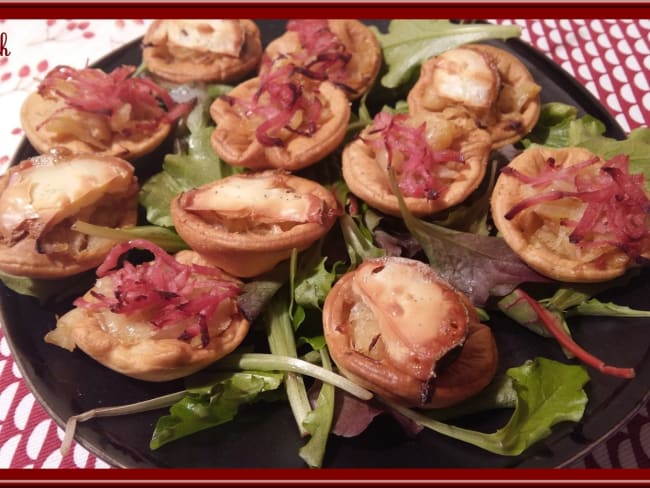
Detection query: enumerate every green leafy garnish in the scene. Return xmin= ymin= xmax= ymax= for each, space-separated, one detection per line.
xmin=373 ymin=20 xmax=521 ymax=89
xmin=386 ymin=358 xmax=589 ymax=456
xmin=150 ymin=370 xmax=284 ymax=449
xmin=522 ymin=102 xmax=650 ymax=191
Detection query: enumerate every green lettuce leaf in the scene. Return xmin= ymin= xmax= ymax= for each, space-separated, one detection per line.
xmin=373 ymin=20 xmax=521 ymax=89
xmin=522 ymin=102 xmax=650 ymax=191
xmin=150 ymin=370 xmax=283 ymax=450
xmin=388 ymin=357 xmax=589 ymax=456
xmin=139 ymin=125 xmax=240 ymax=227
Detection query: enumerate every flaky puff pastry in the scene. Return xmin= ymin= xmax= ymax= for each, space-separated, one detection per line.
xmin=342 ymin=111 xmax=492 ymax=217
xmin=407 ymin=44 xmax=542 ymax=149
xmin=491 ymin=146 xmax=650 ymax=282
xmin=171 ymin=169 xmax=340 ymax=278
xmin=143 ymin=20 xmax=263 ymax=84
xmin=45 ymin=244 xmax=250 ymax=382
xmin=323 ymin=257 xmax=498 ymax=409
xmin=263 ymin=19 xmax=382 ymax=100
xmin=210 ymin=77 xmax=350 ymax=171
xmin=0 ymin=150 xmax=138 ymax=279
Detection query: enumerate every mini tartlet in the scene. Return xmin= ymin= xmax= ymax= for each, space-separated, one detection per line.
xmin=45 ymin=241 xmax=249 ymax=382
xmin=21 ymin=65 xmax=191 ymax=160
xmin=171 ymin=170 xmax=340 ymax=278
xmin=491 ymin=146 xmax=650 ymax=282
xmin=342 ymin=111 xmax=492 ymax=217
xmin=322 ymin=257 xmax=498 ymax=409
xmin=407 ymin=44 xmax=542 ymax=149
xmin=210 ymin=71 xmax=350 ymax=171
xmin=0 ymin=150 xmax=138 ymax=279
xmin=143 ymin=19 xmax=263 ymax=84
xmin=263 ymin=19 xmax=382 ymax=100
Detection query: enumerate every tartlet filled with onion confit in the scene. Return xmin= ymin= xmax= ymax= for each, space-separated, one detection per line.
xmin=0 ymin=150 xmax=138 ymax=279
xmin=342 ymin=111 xmax=492 ymax=217
xmin=45 ymin=241 xmax=250 ymax=382
xmin=407 ymin=43 xmax=542 ymax=149
xmin=171 ymin=169 xmax=340 ymax=278
xmin=262 ymin=19 xmax=382 ymax=100
xmin=142 ymin=19 xmax=263 ymax=84
xmin=21 ymin=65 xmax=192 ymax=160
xmin=210 ymin=61 xmax=351 ymax=171
xmin=491 ymin=146 xmax=650 ymax=282
xmin=323 ymin=257 xmax=498 ymax=409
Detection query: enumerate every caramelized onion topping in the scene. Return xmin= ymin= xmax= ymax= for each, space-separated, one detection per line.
xmin=361 ymin=112 xmax=464 ymax=199
xmin=221 ymin=62 xmax=324 ymax=147
xmin=75 ymin=239 xmax=240 ymax=347
xmin=503 ymin=154 xmax=650 ymax=259
xmin=37 ymin=65 xmax=193 ymax=135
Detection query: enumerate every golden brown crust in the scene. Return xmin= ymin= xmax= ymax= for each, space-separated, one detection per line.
xmin=0 ymin=153 xmax=138 ymax=279
xmin=322 ymin=257 xmax=498 ymax=409
xmin=171 ymin=170 xmax=340 ymax=277
xmin=264 ymin=19 xmax=382 ymax=99
xmin=342 ymin=113 xmax=492 ymax=217
xmin=491 ymin=146 xmax=647 ymax=282
xmin=143 ymin=19 xmax=263 ymax=84
xmin=210 ymin=78 xmax=350 ymax=171
xmin=20 ymin=92 xmax=172 ymax=161
xmin=45 ymin=253 xmax=249 ymax=382
xmin=407 ymin=43 xmax=541 ymax=149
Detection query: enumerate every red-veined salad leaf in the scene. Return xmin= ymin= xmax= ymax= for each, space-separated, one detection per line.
xmin=390 ymin=172 xmax=547 ymax=306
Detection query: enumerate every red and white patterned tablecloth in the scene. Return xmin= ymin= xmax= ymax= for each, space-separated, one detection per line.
xmin=0 ymin=18 xmax=649 ymax=470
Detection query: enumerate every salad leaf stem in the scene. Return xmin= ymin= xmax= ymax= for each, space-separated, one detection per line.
xmin=499 ymin=289 xmax=635 ymax=379
xmin=216 ymin=353 xmax=372 ymax=402
xmin=60 ymin=391 xmax=186 ymax=456
xmin=266 ymin=294 xmax=313 ymax=437
xmin=71 ymin=220 xmax=189 ymax=253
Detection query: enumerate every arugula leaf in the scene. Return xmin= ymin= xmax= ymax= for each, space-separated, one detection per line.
xmin=372 ymin=20 xmax=521 ymax=89
xmin=150 ymin=370 xmax=283 ymax=450
xmin=387 ymin=357 xmax=589 ymax=456
xmin=569 ymin=299 xmax=650 ymax=318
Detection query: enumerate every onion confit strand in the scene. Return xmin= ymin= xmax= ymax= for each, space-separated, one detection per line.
xmin=37 ymin=64 xmax=193 ymax=135
xmin=221 ymin=61 xmax=323 ymax=148
xmin=362 ymin=112 xmax=464 ymax=199
xmin=503 ymin=154 xmax=650 ymax=260
xmin=75 ymin=239 xmax=241 ymax=347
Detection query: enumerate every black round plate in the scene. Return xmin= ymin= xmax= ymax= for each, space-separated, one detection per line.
xmin=2 ymin=19 xmax=649 ymax=470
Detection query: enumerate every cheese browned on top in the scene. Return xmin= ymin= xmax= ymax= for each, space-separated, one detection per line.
xmin=181 ymin=172 xmax=326 ymax=225
xmin=0 ymin=156 xmax=134 ymax=242
xmin=147 ymin=20 xmax=245 ymax=57
xmin=349 ymin=258 xmax=468 ymax=381
xmin=432 ymin=48 xmax=499 ymax=110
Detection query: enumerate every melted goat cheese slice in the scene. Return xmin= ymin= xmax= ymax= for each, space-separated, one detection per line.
xmin=433 ymin=48 xmax=499 ymax=110
xmin=149 ymin=20 xmax=244 ymax=56
xmin=183 ymin=173 xmax=325 ymax=225
xmin=0 ymin=157 xmax=133 ymax=239
xmin=351 ymin=259 xmax=468 ymax=380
